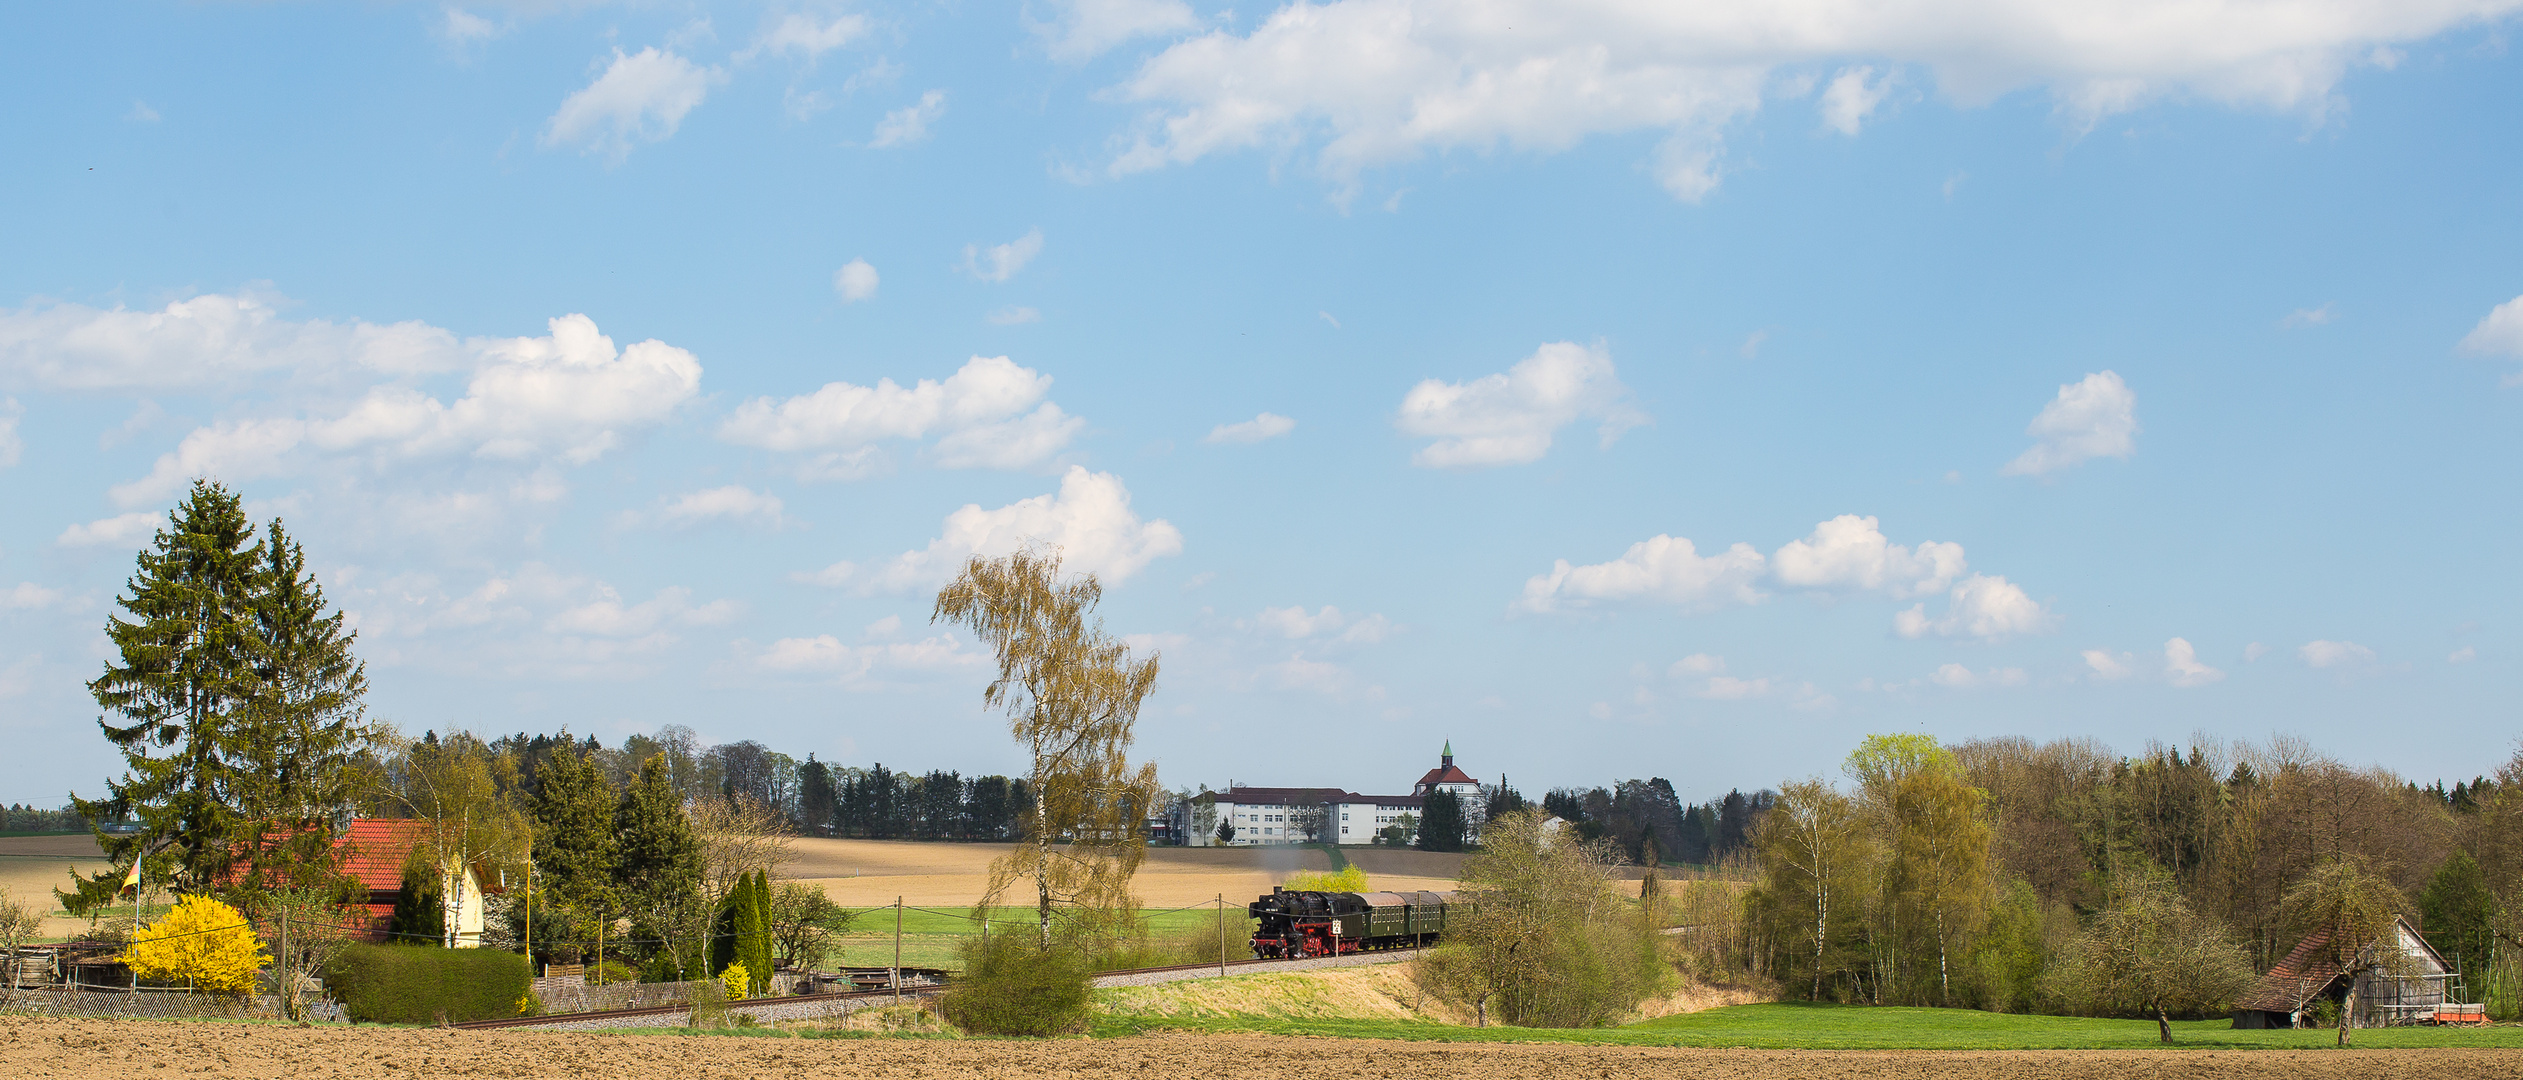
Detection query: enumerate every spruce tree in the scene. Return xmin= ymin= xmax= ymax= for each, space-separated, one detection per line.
xmin=230 ymin=518 xmax=376 ymax=892
xmin=67 ymin=482 xmax=266 ymax=907
xmin=613 ymin=754 xmax=701 ymax=973
xmin=529 ymin=739 xmax=618 ymax=911
xmin=1417 ymin=789 xmax=1466 ymax=852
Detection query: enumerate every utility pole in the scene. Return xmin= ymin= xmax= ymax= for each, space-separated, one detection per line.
xmin=1217 ymin=894 xmax=1225 ymax=976
xmin=892 ymin=896 xmax=903 ymax=1002
xmin=523 ymin=834 xmax=532 ymax=976
xmin=278 ymin=907 xmax=291 ymax=1020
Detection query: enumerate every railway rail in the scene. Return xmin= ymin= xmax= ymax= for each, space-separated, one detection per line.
xmin=448 ymin=950 xmax=1419 ymax=1032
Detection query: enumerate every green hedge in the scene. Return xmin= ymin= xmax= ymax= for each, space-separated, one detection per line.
xmin=325 ymin=944 xmax=532 ymax=1024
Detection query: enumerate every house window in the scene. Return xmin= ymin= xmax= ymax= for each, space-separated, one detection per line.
xmin=1340 ymin=827 xmax=1349 ymax=834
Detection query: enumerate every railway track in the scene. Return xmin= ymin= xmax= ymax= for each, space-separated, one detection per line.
xmin=449 ymin=948 xmax=1425 ymax=1032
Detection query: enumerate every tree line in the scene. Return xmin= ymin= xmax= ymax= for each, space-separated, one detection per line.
xmin=1542 ymin=780 xmax=1775 ymax=867
xmin=1698 ymin=732 xmax=2523 ymax=1032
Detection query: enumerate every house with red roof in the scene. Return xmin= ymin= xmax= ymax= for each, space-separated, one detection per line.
xmin=333 ymin=819 xmax=492 ymax=947
xmin=226 ymin=819 xmax=493 ymax=947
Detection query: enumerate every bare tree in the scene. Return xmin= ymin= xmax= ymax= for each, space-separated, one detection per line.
xmin=935 ymin=547 xmax=1162 ymax=951
xmin=0 ymin=886 xmax=43 ymax=989
xmin=685 ymin=794 xmax=795 ymax=904
xmin=2053 ymin=869 xmax=2255 ymax=1043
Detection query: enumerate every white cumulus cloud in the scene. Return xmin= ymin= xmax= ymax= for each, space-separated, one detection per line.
xmin=1524 ymin=513 xmax=2039 ymax=639
xmin=1929 ymin=663 xmax=2028 ymax=689
xmin=802 ymin=466 xmax=1183 ymax=592
xmin=870 ymin=90 xmax=947 ymax=148
xmin=2300 ymin=639 xmax=2376 ymax=669
xmin=58 ymin=512 xmax=162 ymax=548
xmin=717 ymin=355 xmax=1082 ymax=478
xmin=2459 ymin=294 xmax=2523 ymax=383
xmin=1253 ymin=605 xmax=1392 ymax=643
xmin=1895 ymin=574 xmax=2052 ymax=641
xmin=1205 ymin=412 xmax=1295 ymax=444
xmin=1820 ymin=66 xmax=1892 ymax=135
xmin=1105 ymin=0 xmax=2507 ymax=201
xmin=0 ymin=582 xmax=64 ymax=610
xmin=755 ymin=632 xmax=987 ymax=681
xmin=2003 ymin=370 xmax=2137 ymax=476
xmin=834 ymin=259 xmax=879 ymax=302
xmin=1516 ymin=534 xmax=1766 ymax=614
xmin=0 ymin=292 xmax=466 ymax=392
xmin=1770 ymin=514 xmax=1964 ymax=598
xmin=108 ymin=314 xmax=701 ymax=505
xmin=962 ymin=228 xmax=1044 ymax=282
xmin=1397 ymin=341 xmax=1644 ymax=468
xmin=543 ymin=48 xmax=724 ymax=161
xmin=656 ymin=485 xmax=784 ymax=527
xmin=0 ymin=398 xmax=20 ymax=469
xmin=1038 ymin=0 xmax=1201 ymax=62
xmin=745 ymin=12 xmax=870 ymax=61
xmin=2163 ymin=637 xmax=2224 ymax=687
xmin=2082 ymin=649 xmax=2135 ymax=680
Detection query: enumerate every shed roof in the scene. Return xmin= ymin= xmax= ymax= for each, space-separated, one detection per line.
xmin=2234 ymin=915 xmax=2448 ymax=1014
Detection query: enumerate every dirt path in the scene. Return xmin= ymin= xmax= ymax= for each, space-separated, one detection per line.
xmin=4 ymin=1018 xmax=2515 ymax=1080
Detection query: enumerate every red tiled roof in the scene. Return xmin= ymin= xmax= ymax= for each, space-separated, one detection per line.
xmin=1413 ymin=765 xmax=1476 ymax=790
xmin=2235 ymin=925 xmax=2344 ymax=1013
xmin=336 ymin=819 xmax=433 ymax=894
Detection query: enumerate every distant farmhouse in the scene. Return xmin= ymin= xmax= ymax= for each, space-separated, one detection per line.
xmin=1176 ymin=743 xmax=1486 ymax=847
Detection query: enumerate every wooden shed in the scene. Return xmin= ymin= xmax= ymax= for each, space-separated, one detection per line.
xmin=2232 ymin=914 xmax=2462 ymax=1028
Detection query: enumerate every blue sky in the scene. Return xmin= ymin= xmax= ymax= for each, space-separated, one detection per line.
xmin=4 ymin=1 xmax=2521 ymax=807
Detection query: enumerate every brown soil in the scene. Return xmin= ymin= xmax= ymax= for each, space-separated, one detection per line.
xmin=5 ymin=1017 xmax=2514 ymax=1080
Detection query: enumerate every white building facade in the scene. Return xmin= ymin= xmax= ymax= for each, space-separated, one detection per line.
xmin=1178 ymin=744 xmax=1484 ymax=847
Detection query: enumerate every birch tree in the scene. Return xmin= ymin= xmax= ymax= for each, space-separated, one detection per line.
xmin=934 ymin=548 xmax=1162 ymax=951
xmin=1752 ymin=779 xmax=1871 ymax=999
xmin=386 ymin=731 xmax=523 ymax=947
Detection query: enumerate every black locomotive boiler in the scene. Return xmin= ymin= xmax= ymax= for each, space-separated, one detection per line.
xmin=1249 ymin=886 xmax=1458 ymax=958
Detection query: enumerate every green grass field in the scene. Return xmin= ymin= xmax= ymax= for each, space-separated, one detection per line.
xmin=829 ymin=905 xmax=1248 ymax=971
xmin=1090 ymin=1001 xmax=2523 ymax=1049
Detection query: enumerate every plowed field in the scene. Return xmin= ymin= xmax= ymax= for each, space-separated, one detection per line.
xmin=4 ymin=1018 xmax=2514 ymax=1080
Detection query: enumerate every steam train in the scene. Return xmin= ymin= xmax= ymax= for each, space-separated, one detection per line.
xmin=1249 ymin=885 xmax=1459 ymax=958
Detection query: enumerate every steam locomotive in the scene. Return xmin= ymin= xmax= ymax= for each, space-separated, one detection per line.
xmin=1249 ymin=885 xmax=1459 ymax=958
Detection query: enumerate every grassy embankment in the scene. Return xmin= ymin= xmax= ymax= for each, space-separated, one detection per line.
xmin=831 ymin=905 xmax=1252 ymax=971
xmin=1093 ymin=999 xmax=2523 ymax=1049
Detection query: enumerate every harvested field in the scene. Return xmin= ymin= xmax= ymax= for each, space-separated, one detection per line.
xmin=787 ymin=839 xmax=1460 ymax=908
xmin=0 ymin=835 xmax=110 ymax=940
xmin=6 ymin=1017 xmax=2519 ymax=1080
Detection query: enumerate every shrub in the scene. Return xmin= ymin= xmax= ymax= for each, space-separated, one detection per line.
xmin=125 ymin=895 xmax=267 ymax=995
xmin=940 ymin=934 xmax=1092 ymax=1036
xmin=1281 ymin=866 xmax=1369 ymax=893
xmin=325 ymin=943 xmax=533 ymax=1024
xmin=720 ymin=961 xmax=750 ymax=1001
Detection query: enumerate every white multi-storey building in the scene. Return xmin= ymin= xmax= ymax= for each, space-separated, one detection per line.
xmin=1178 ymin=743 xmax=1485 ymax=847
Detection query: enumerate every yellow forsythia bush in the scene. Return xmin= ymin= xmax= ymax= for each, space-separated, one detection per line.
xmin=125 ymin=895 xmax=267 ymax=995
xmin=720 ymin=961 xmax=750 ymax=1001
